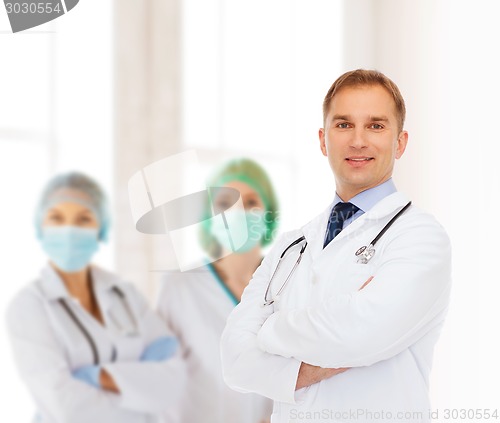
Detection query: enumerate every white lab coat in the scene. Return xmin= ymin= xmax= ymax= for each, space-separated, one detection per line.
xmin=156 ymin=266 xmax=273 ymax=423
xmin=6 ymin=264 xmax=186 ymax=423
xmin=221 ymin=192 xmax=452 ymax=423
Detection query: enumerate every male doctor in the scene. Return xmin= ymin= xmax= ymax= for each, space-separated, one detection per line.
xmin=220 ymin=69 xmax=451 ymax=423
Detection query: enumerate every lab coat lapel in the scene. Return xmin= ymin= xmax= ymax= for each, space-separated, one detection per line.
xmin=91 ymin=267 xmax=143 ymax=359
xmin=300 ymin=206 xmax=331 ymax=261
xmin=90 ymin=265 xmax=117 ymax=316
xmin=90 ymin=266 xmax=134 ymax=335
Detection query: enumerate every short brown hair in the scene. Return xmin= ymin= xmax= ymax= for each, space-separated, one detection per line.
xmin=322 ymin=69 xmax=406 ymax=132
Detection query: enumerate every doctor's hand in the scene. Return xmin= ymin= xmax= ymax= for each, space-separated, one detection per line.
xmin=140 ymin=336 xmax=179 ymax=362
xmin=72 ymin=366 xmax=120 ymax=393
xmin=72 ymin=365 xmax=101 ymax=388
xmin=295 ymin=362 xmax=349 ymax=391
xmin=359 ymin=276 xmax=374 ymax=291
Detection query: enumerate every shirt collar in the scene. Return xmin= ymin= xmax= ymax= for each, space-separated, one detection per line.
xmin=332 ymin=178 xmax=397 ymax=213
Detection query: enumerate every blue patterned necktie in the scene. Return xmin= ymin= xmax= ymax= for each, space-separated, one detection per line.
xmin=323 ymin=202 xmax=360 ymax=248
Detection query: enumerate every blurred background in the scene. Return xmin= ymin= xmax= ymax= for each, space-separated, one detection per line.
xmin=1 ymin=0 xmax=499 ymax=420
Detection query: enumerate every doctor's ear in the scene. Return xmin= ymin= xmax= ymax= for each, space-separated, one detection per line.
xmin=319 ymin=128 xmax=328 ymax=157
xmin=395 ymin=130 xmax=408 ymax=159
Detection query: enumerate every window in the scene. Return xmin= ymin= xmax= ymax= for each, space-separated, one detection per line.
xmin=182 ymin=0 xmax=344 ymax=234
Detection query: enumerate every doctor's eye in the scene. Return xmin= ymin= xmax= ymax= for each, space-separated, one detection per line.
xmin=244 ymin=194 xmax=264 ymax=210
xmin=46 ymin=214 xmax=63 ymax=224
xmin=246 ymin=199 xmax=258 ymax=207
xmin=214 ymin=198 xmax=232 ymax=212
xmin=75 ymin=211 xmax=98 ymax=227
xmin=336 ymin=122 xmax=351 ymax=129
xmin=369 ymin=123 xmax=384 ymax=130
xmin=77 ymin=216 xmax=93 ymax=224
xmin=44 ymin=210 xmax=64 ymax=224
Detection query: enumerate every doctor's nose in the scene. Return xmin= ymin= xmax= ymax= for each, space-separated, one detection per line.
xmin=349 ymin=128 xmax=368 ymax=149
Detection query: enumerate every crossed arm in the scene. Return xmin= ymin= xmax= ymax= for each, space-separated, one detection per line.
xmin=294 ymin=276 xmax=373 ymax=390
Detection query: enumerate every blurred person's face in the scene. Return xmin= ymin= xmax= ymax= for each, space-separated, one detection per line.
xmin=41 ymin=202 xmax=100 ymax=273
xmin=210 ymin=180 xmax=267 ymax=254
xmin=43 ymin=202 xmax=99 ymax=229
xmin=213 ymin=181 xmax=265 ymax=213
xmin=319 ymin=85 xmax=408 ymax=200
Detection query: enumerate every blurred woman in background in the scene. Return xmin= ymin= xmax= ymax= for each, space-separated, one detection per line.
xmin=156 ymin=158 xmax=279 ymax=423
xmin=6 ymin=171 xmax=185 ymax=423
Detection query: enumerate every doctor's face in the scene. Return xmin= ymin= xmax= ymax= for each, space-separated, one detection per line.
xmin=42 ymin=202 xmax=99 ymax=229
xmin=213 ymin=181 xmax=265 ymax=213
xmin=319 ymin=85 xmax=408 ymax=201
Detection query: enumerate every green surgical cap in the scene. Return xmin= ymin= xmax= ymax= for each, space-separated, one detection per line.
xmin=200 ymin=158 xmax=279 ymax=257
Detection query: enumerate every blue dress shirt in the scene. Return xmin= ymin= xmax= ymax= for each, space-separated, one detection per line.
xmin=331 ymin=178 xmax=397 ymax=231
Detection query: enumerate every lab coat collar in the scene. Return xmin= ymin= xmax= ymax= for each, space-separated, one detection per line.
xmin=300 ymin=191 xmax=410 ymax=259
xmin=38 ymin=264 xmax=117 ymax=301
xmin=90 ymin=266 xmax=120 ymax=295
xmin=38 ymin=265 xmax=69 ymax=300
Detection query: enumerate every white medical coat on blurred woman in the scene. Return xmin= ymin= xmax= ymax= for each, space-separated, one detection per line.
xmin=7 ymin=265 xmax=185 ymax=423
xmin=156 ymin=158 xmax=280 ymax=423
xmin=157 ymin=266 xmax=271 ymax=423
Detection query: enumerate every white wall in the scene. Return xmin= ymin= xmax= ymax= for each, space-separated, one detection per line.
xmin=443 ymin=0 xmax=500 ymax=410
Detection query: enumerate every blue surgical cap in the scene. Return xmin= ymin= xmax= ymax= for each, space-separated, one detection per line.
xmin=34 ymin=171 xmax=111 ymax=241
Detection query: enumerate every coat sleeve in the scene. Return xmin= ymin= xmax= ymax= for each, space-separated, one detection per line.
xmin=5 ymin=288 xmax=144 ymax=423
xmin=257 ymin=214 xmax=452 ymax=369
xmin=220 ymin=234 xmax=303 ymax=405
xmin=102 ymin=284 xmax=187 ymax=414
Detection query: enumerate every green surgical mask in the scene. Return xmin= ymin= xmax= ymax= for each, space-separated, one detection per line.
xmin=210 ymin=209 xmax=266 ymax=254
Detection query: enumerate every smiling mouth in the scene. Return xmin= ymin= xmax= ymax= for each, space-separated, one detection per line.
xmin=346 ymin=157 xmax=374 ymax=162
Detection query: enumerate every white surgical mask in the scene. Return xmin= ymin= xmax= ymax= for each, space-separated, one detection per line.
xmin=41 ymin=226 xmax=99 ymax=272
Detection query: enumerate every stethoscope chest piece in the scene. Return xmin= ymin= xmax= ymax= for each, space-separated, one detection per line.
xmin=354 ymin=201 xmax=412 ymax=264
xmin=355 ymin=244 xmax=376 ymax=264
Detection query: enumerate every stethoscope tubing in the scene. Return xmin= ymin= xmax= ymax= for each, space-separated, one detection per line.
xmin=59 ymin=298 xmax=100 ymax=365
xmin=264 ymin=239 xmax=307 ymax=306
xmin=367 ymin=201 xmax=412 ymax=248
xmin=264 ymin=201 xmax=412 ymax=306
xmin=59 ymin=286 xmax=137 ymax=365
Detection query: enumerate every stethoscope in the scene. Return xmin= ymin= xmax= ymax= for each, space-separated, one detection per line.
xmin=262 ymin=201 xmax=412 ymax=307
xmin=58 ymin=286 xmax=139 ymax=365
